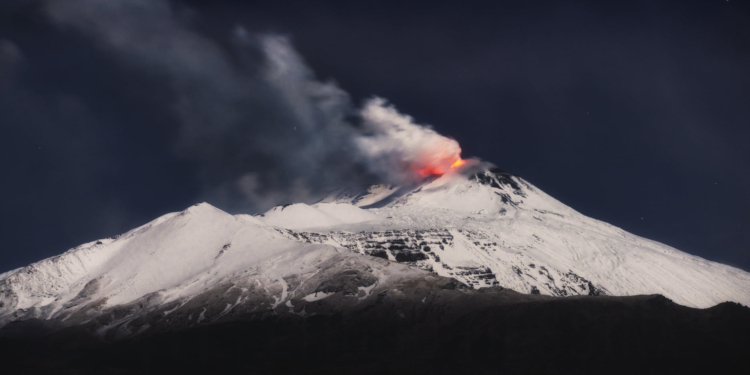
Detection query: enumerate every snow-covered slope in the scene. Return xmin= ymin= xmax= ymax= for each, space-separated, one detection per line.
xmin=0 ymin=203 xmax=426 ymax=332
xmin=271 ymin=161 xmax=750 ymax=308
xmin=256 ymin=202 xmax=380 ymax=229
xmin=1 ymin=161 xmax=749 ymax=335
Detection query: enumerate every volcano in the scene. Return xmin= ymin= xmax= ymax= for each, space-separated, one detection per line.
xmin=1 ymin=161 xmax=749 ymax=374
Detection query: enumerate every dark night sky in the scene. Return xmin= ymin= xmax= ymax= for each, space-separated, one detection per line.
xmin=1 ymin=0 xmax=749 ymax=273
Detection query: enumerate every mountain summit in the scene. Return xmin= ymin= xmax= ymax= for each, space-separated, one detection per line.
xmin=263 ymin=161 xmax=750 ymax=307
xmin=1 ymin=162 xmax=749 ymax=336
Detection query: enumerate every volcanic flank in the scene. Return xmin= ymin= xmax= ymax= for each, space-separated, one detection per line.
xmin=3 ymin=1 xmax=748 ymax=373
xmin=1 ymin=162 xmax=750 ymax=374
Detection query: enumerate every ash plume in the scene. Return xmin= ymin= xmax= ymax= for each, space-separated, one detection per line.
xmin=35 ymin=0 xmax=465 ymax=212
xmin=358 ymin=97 xmax=464 ymax=183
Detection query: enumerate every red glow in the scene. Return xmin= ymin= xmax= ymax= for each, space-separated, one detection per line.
xmin=413 ymin=157 xmax=466 ymax=177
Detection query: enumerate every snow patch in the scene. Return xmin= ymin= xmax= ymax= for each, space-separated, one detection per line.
xmin=303 ymin=291 xmax=335 ymax=302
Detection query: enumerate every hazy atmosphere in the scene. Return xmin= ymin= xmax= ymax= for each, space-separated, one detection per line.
xmin=1 ymin=0 xmax=748 ymax=272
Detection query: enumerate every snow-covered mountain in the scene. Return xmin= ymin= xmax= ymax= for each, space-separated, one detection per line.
xmin=266 ymin=161 xmax=750 ymax=308
xmin=1 ymin=161 xmax=749 ymax=337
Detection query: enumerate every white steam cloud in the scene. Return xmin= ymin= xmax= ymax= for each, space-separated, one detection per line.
xmin=357 ymin=97 xmax=463 ymax=182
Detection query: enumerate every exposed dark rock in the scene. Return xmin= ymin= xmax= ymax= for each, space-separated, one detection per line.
xmin=394 ymin=252 xmax=427 ymax=262
xmin=315 ymin=270 xmax=377 ymax=296
xmin=588 ymin=281 xmax=604 ymax=296
xmin=369 ymin=250 xmax=388 ymax=260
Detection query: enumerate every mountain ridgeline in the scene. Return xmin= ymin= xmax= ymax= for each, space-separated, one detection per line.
xmin=1 ymin=161 xmax=749 ymax=374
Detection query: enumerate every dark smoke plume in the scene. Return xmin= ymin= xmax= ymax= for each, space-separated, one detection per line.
xmin=14 ymin=0 xmax=465 ymax=212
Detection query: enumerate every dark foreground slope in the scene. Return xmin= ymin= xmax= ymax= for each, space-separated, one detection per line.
xmin=1 ymin=286 xmax=749 ymax=375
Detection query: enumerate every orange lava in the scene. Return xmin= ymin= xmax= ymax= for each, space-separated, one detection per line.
xmin=450 ymin=158 xmax=466 ymax=168
xmin=414 ymin=157 xmax=466 ymax=177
